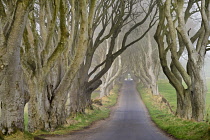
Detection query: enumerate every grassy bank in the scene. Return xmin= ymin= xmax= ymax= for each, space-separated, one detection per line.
xmin=137 ymin=79 xmax=210 ymax=140
xmin=4 ymin=85 xmax=120 ymax=140
xmin=158 ymin=79 xmax=210 ymax=119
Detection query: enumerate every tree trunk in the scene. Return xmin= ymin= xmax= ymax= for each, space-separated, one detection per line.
xmin=27 ymin=77 xmax=69 ymax=132
xmin=85 ymin=93 xmax=93 ymax=110
xmin=27 ymin=79 xmax=50 ymax=132
xmin=70 ymin=86 xmax=88 ymax=115
xmin=47 ymin=93 xmax=68 ymax=131
xmin=68 ymin=71 xmax=87 ymax=115
xmin=100 ymin=84 xmax=109 ymax=98
xmin=0 ymin=0 xmax=32 ymax=134
xmin=190 ymin=64 xmax=207 ymax=121
xmin=69 ymin=69 xmax=102 ymax=115
xmin=69 ymin=89 xmax=81 ymax=115
xmin=150 ymin=83 xmax=159 ymax=96
xmin=147 ymin=33 xmax=159 ymax=96
xmin=176 ymin=89 xmax=192 ymax=120
xmin=148 ymin=66 xmax=159 ymax=96
xmin=0 ymin=53 xmax=24 ymax=134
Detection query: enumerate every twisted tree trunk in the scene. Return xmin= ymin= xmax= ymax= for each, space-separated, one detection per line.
xmin=155 ymin=0 xmax=209 ymax=121
xmin=176 ymin=89 xmax=192 ymax=119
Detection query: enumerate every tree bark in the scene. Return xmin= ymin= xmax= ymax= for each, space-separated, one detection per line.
xmin=100 ymin=84 xmax=109 ymax=98
xmin=176 ymin=89 xmax=192 ymax=120
xmin=190 ymin=63 xmax=207 ymax=121
xmin=69 ymin=66 xmax=102 ymax=115
xmin=147 ymin=33 xmax=159 ymax=95
xmin=27 ymin=79 xmax=50 ymax=132
xmin=69 ymin=72 xmax=87 ymax=115
xmin=0 ymin=0 xmax=32 ymax=134
xmin=100 ymin=38 xmax=122 ymax=98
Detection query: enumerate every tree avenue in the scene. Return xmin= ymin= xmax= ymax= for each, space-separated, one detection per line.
xmin=0 ymin=0 xmax=209 ymax=137
xmin=0 ymin=0 xmax=157 ymax=134
xmin=128 ymin=31 xmax=160 ymax=96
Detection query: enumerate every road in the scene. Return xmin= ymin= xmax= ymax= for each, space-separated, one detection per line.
xmin=46 ymin=81 xmax=172 ymax=140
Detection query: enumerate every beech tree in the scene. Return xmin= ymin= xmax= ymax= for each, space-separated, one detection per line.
xmin=69 ymin=0 xmax=122 ymax=114
xmin=97 ymin=38 xmax=122 ymax=98
xmin=0 ymin=0 xmax=157 ymax=134
xmin=155 ymin=0 xmax=210 ymax=121
xmin=130 ymin=32 xmax=160 ymax=95
xmin=0 ymin=0 xmax=33 ymax=134
xmin=69 ymin=0 xmax=157 ymax=114
xmin=21 ymin=0 xmax=97 ymax=132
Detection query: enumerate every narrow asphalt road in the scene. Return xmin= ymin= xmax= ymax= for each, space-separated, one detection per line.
xmin=46 ymin=81 xmax=172 ymax=140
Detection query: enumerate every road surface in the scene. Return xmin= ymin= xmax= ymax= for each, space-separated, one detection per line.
xmin=46 ymin=81 xmax=172 ymax=140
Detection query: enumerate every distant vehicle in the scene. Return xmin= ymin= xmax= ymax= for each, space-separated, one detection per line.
xmin=127 ymin=74 xmax=132 ymax=80
xmin=128 ymin=78 xmax=133 ymax=81
xmin=125 ymin=74 xmax=133 ymax=81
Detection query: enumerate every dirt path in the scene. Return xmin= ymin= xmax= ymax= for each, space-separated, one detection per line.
xmin=46 ymin=81 xmax=173 ymax=140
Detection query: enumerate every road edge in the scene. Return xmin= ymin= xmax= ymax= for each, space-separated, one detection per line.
xmin=135 ymin=82 xmax=179 ymax=140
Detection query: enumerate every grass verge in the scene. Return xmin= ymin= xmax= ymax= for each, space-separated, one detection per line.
xmin=4 ymin=85 xmax=120 ymax=140
xmin=137 ymin=83 xmax=210 ymax=140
